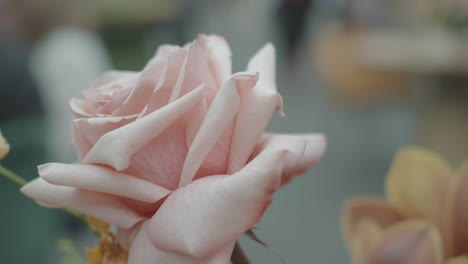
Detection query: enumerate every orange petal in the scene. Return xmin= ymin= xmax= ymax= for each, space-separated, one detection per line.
xmin=370 ymin=221 xmax=444 ymax=264
xmin=0 ymin=131 xmax=9 ymax=160
xmin=445 ymin=160 xmax=468 ymax=257
xmin=349 ymin=218 xmax=383 ymax=264
xmin=385 ymin=146 xmax=452 ymax=221
xmin=446 ymin=255 xmax=468 ymax=264
xmin=342 ymin=197 xmax=406 ymax=243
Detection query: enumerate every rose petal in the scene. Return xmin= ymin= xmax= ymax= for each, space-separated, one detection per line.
xmin=206 ymin=35 xmax=232 ymax=87
xmin=247 ymin=43 xmax=277 ymax=93
xmin=250 ymin=133 xmax=327 ymax=185
xmin=227 ymin=44 xmax=284 ymax=174
xmin=38 ymin=163 xmax=171 ymax=203
xmin=82 ymin=84 xmax=205 ymax=171
xmin=128 ymin=223 xmax=235 ymax=264
xmin=178 ymin=72 xmax=258 ymax=187
xmin=20 ymin=178 xmax=144 ymax=228
xmin=70 ymin=98 xmax=92 ymax=118
xmin=146 ymin=136 xmax=323 ymax=257
xmin=342 ymin=197 xmax=406 ymax=243
xmin=125 ymin=122 xmax=188 ymax=190
xmin=385 ymin=146 xmax=452 ymax=221
xmin=73 ymin=116 xmax=137 ymax=160
xmin=445 ymin=160 xmax=468 ymax=257
xmin=113 ymin=60 xmax=166 ymax=116
xmin=153 ymin=45 xmax=181 ymax=63
xmin=349 ymin=218 xmax=383 ymax=264
xmin=170 ymin=35 xmax=218 ymax=103
xmin=91 ymin=70 xmax=137 ymax=88
xmin=143 ymin=48 xmax=189 ymax=115
xmin=370 ymin=221 xmax=444 ymax=264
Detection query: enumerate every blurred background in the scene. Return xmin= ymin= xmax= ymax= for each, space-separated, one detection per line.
xmin=1 ymin=0 xmax=467 ymax=263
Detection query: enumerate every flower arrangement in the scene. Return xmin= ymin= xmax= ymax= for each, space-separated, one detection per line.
xmin=0 ymin=35 xmax=326 ymax=263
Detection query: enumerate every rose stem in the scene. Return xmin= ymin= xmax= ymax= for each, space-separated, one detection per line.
xmin=0 ymin=164 xmax=87 ymax=225
xmin=231 ymin=242 xmax=250 ymax=264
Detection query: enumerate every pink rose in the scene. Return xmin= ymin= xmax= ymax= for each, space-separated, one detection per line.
xmin=21 ymin=35 xmax=326 ymax=263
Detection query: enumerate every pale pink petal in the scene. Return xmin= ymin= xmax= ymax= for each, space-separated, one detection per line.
xmin=113 ymin=60 xmax=166 ymax=116
xmin=143 ymin=48 xmax=189 ymax=115
xmin=70 ymin=98 xmax=91 ymax=118
xmin=97 ymin=86 xmax=133 ymax=115
xmin=178 ymin=73 xmax=258 ymax=187
xmin=72 ymin=116 xmax=137 ymax=160
xmin=170 ymin=35 xmax=218 ymax=103
xmin=82 ymin=84 xmax=205 ymax=171
xmin=228 ymin=44 xmax=283 ymax=174
xmin=146 ymin=137 xmax=323 ymax=258
xmin=252 ymin=133 xmax=327 ymax=185
xmin=91 ymin=70 xmax=137 ymax=88
xmin=38 ymin=163 xmax=171 ymax=203
xmin=125 ymin=122 xmax=188 ymax=190
xmin=207 ymin=35 xmax=232 ymax=87
xmin=247 ymin=43 xmax=277 ymax=92
xmin=153 ymin=45 xmax=181 ymax=63
xmin=20 ymin=178 xmax=144 ymax=228
xmin=128 ymin=223 xmax=235 ymax=264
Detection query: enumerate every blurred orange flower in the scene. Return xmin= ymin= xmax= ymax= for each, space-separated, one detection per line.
xmin=342 ymin=146 xmax=468 ymax=264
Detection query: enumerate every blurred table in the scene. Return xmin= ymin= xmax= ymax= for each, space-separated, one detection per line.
xmin=355 ymin=28 xmax=468 ymax=165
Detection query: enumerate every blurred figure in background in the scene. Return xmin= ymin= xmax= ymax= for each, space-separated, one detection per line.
xmin=27 ymin=0 xmax=112 ymax=163
xmin=277 ymin=0 xmax=314 ymax=68
xmin=0 ymin=1 xmax=111 ymax=263
xmin=0 ymin=1 xmax=59 ymax=264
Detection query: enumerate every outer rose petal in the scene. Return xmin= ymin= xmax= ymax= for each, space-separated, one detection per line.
xmin=145 ymin=134 xmax=326 ymax=258
xmin=369 ymin=221 xmax=444 ymax=264
xmin=252 ymin=133 xmax=327 ymax=185
xmin=73 ymin=116 xmax=137 ymax=160
xmin=206 ymin=35 xmax=232 ymax=87
xmin=178 ymin=72 xmax=258 ymax=187
xmin=143 ymin=48 xmax=189 ymax=115
xmin=385 ymin=147 xmax=452 ymax=221
xmin=112 ymin=60 xmax=166 ymax=116
xmin=20 ymin=178 xmax=144 ymax=228
xmin=82 ymin=84 xmax=205 ymax=171
xmin=91 ymin=70 xmax=137 ymax=88
xmin=228 ymin=44 xmax=284 ymax=174
xmin=38 ymin=163 xmax=171 ymax=203
xmin=342 ymin=197 xmax=406 ymax=243
xmin=153 ymin=45 xmax=181 ymax=63
xmin=128 ymin=223 xmax=235 ymax=264
xmin=170 ymin=35 xmax=218 ymax=103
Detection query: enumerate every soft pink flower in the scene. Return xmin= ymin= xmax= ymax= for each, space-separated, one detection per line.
xmin=21 ymin=35 xmax=326 ymax=263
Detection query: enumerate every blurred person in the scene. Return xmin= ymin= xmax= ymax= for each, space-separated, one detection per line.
xmin=25 ymin=0 xmax=112 ymax=163
xmin=277 ymin=0 xmax=314 ymax=66
xmin=30 ymin=26 xmax=112 ymax=163
xmin=343 ymin=0 xmax=395 ymax=28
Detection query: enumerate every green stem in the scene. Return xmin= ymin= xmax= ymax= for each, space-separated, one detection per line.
xmin=0 ymin=164 xmax=87 ymax=224
xmin=0 ymin=164 xmax=27 ymax=186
